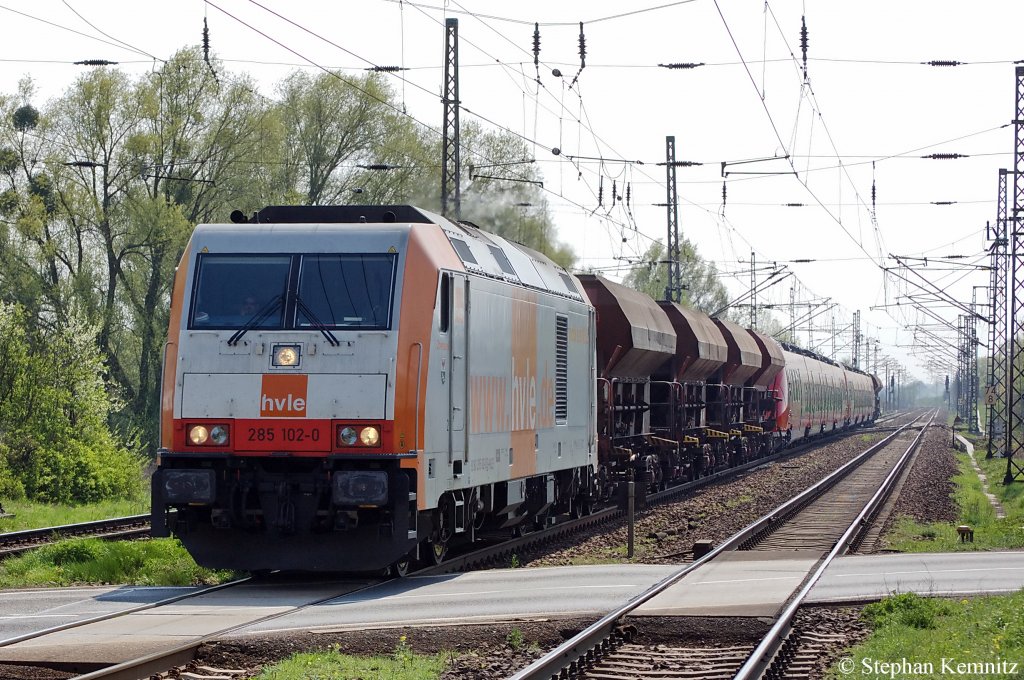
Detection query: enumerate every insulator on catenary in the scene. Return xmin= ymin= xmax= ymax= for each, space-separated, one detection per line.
xmin=578 ymin=21 xmax=586 ymax=68
xmin=721 ymin=181 xmax=727 ymax=207
xmin=366 ymin=65 xmax=407 ymax=72
xmin=533 ymin=22 xmax=541 ymax=83
xmin=871 ymin=161 xmax=877 ymax=211
xmin=921 ymin=153 xmax=969 ymax=159
xmin=74 ymin=59 xmax=117 ymax=66
xmin=570 ymin=22 xmax=586 ymax=88
xmin=658 ymin=62 xmax=705 ymax=69
xmin=783 ymin=203 xmax=806 ymax=207
xmin=924 ymin=60 xmax=964 ymax=67
xmin=800 ymin=15 xmax=809 ymax=80
xmin=625 ymin=182 xmax=631 ymax=208
xmin=202 ymin=17 xmax=219 ymax=84
xmin=611 ymin=180 xmax=618 ymax=207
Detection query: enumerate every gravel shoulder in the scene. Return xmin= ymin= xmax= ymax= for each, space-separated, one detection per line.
xmin=881 ymin=425 xmax=959 ymax=531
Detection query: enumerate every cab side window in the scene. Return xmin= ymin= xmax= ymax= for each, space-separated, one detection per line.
xmin=439 ymin=272 xmax=451 ymax=333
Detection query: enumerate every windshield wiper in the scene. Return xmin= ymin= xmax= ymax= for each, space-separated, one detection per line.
xmin=294 ymin=294 xmax=340 ymax=346
xmin=227 ymin=294 xmax=283 ymax=346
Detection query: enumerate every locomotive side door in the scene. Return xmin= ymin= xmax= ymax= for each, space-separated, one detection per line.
xmin=449 ymin=273 xmax=468 ymax=464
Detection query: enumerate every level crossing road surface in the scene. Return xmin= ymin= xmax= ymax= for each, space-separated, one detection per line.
xmin=236 ymin=565 xmax=678 ymax=635
xmin=0 ymin=586 xmax=200 ymax=641
xmin=0 ymin=552 xmax=1020 ymax=657
xmin=807 ymin=551 xmax=1024 ymax=603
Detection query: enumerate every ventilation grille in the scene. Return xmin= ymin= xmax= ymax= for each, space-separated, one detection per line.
xmin=556 ymin=315 xmax=569 ymax=423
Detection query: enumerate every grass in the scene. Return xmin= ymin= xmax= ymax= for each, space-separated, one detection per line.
xmin=0 ymin=537 xmax=235 ymax=587
xmin=724 ymin=494 xmax=753 ymax=509
xmin=884 ymin=448 xmax=1024 ymax=553
xmin=253 ymin=638 xmax=449 ymax=680
xmin=828 ymin=590 xmax=1024 ymax=678
xmin=0 ymin=498 xmax=149 ymax=533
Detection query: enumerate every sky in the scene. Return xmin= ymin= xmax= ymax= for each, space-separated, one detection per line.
xmin=1 ymin=0 xmax=1020 ymax=383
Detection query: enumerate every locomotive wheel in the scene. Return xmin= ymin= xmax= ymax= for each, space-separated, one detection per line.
xmin=389 ymin=554 xmax=412 ymax=578
xmin=425 ymin=538 xmax=448 ymax=565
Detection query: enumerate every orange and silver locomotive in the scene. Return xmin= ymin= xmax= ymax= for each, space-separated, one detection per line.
xmin=151 ymin=205 xmax=597 ymax=573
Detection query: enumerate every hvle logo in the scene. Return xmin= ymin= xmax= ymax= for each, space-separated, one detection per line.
xmin=260 ymin=374 xmax=308 ymax=418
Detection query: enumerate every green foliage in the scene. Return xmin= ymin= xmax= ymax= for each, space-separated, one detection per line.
xmin=0 ymin=497 xmax=148 ymax=532
xmin=862 ymin=592 xmax=953 ymax=630
xmin=42 ymin=539 xmax=102 ymax=566
xmin=27 ymin=439 xmax=141 ymax=504
xmin=252 ymin=647 xmax=448 ymax=680
xmin=393 ymin=634 xmax=413 ymax=665
xmin=0 ymin=147 xmax=17 ymax=174
xmin=506 ymin=628 xmax=525 ymax=650
xmin=0 ymin=446 xmax=26 ymax=499
xmin=834 ymin=590 xmax=1024 ymax=678
xmin=0 ymin=302 xmax=142 ymax=504
xmin=12 ymin=104 xmax=38 ymax=131
xmin=0 ymin=537 xmax=234 ymax=587
xmin=622 ymin=240 xmax=730 ymax=315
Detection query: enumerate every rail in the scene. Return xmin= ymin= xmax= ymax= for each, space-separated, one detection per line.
xmin=0 ymin=514 xmax=151 ymax=558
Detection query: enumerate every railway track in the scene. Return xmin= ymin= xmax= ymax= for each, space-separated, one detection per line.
xmin=0 ymin=515 xmax=150 ymax=559
xmin=509 ymin=409 xmax=936 ymax=680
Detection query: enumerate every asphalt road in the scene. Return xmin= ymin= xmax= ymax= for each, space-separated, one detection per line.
xmin=0 ymin=586 xmax=198 ymax=642
xmin=807 ymin=551 xmax=1024 ymax=602
xmin=0 ymin=551 xmax=1020 ymax=648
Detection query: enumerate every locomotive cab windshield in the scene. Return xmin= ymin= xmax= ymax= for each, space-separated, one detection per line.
xmin=189 ymin=252 xmax=396 ymax=331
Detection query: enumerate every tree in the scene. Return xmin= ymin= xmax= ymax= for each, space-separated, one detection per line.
xmin=623 ymin=240 xmax=730 ymax=315
xmin=276 ymin=70 xmax=395 ymax=206
xmin=0 ymin=302 xmax=140 ymax=503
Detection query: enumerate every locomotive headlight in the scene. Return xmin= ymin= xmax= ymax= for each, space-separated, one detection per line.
xmin=359 ymin=426 xmax=380 ymax=446
xmin=338 ymin=426 xmax=358 ymax=446
xmin=188 ymin=425 xmax=210 ymax=445
xmin=272 ymin=344 xmax=301 ymax=367
xmin=210 ymin=425 xmax=229 ymax=445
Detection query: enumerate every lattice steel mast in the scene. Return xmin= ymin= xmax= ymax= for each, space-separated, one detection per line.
xmin=663 ymin=136 xmax=681 ymax=303
xmin=1005 ymin=66 xmax=1024 ymax=483
xmin=441 ymin=18 xmax=461 ymax=220
xmin=987 ymin=170 xmax=1009 ymax=457
xmin=968 ymin=295 xmax=979 ymax=433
